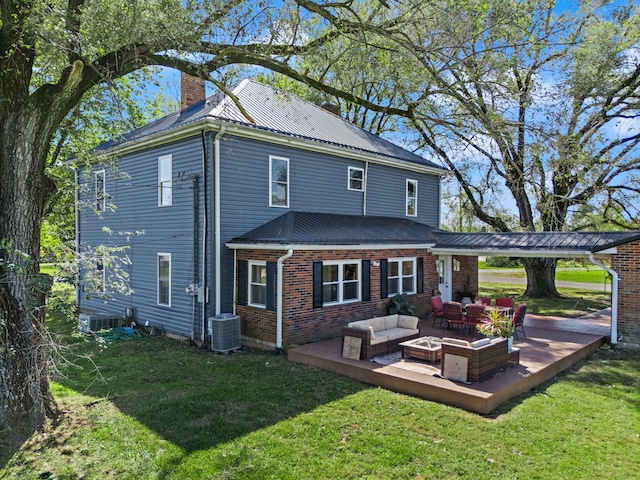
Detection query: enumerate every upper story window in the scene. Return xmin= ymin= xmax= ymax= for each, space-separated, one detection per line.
xmin=249 ymin=261 xmax=267 ymax=308
xmin=158 ymin=155 xmax=172 ymax=207
xmin=387 ymin=258 xmax=416 ymax=296
xmin=157 ymin=253 xmax=171 ymax=306
xmin=269 ymin=156 xmax=289 ymax=207
xmin=95 ymin=170 xmax=105 ymax=212
xmin=406 ymin=179 xmax=417 ymax=216
xmin=322 ymin=260 xmax=360 ymax=305
xmin=348 ymin=166 xmax=364 ymax=191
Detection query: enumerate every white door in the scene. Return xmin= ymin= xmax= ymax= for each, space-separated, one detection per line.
xmin=437 ymin=255 xmax=453 ymax=301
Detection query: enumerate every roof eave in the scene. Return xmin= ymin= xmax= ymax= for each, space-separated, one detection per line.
xmin=429 ymin=247 xmax=616 ymax=258
xmin=226 ymin=242 xmax=437 ymax=251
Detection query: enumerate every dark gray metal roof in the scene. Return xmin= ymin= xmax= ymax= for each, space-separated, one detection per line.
xmin=96 ymin=80 xmax=445 ymax=171
xmin=228 ymin=212 xmax=442 ymax=246
xmin=432 ymin=231 xmax=640 ymax=253
xmin=228 ymin=212 xmax=640 ymax=254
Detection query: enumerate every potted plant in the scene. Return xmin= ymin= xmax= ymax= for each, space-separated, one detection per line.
xmin=477 ymin=308 xmax=515 ymax=351
xmin=387 ymin=293 xmax=415 ymax=316
xmin=456 ymin=275 xmax=476 ymax=307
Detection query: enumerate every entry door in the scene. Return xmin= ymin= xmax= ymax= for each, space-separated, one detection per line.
xmin=437 ymin=255 xmax=453 ymax=301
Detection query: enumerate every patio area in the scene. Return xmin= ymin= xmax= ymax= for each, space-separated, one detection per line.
xmin=288 ymin=311 xmax=610 ymax=414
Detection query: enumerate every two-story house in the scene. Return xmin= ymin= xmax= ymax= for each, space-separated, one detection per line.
xmin=73 ymin=75 xmax=477 ymax=350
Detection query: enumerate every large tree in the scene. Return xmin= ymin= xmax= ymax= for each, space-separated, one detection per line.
xmin=0 ymin=0 xmax=412 ymax=435
xmin=284 ymin=0 xmax=640 ymax=296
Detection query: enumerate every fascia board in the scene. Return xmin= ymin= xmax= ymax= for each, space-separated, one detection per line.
xmin=84 ymin=117 xmax=446 ymax=177
xmin=429 ymin=248 xmax=614 ymax=258
xmin=225 ymin=242 xmax=437 ymax=251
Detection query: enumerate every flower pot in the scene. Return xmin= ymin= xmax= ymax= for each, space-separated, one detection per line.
xmin=507 ymin=337 xmax=513 ymax=352
xmin=461 ymin=297 xmax=472 ymax=308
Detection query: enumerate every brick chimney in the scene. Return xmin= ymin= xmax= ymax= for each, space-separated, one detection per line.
xmin=180 ymin=71 xmax=206 ymax=110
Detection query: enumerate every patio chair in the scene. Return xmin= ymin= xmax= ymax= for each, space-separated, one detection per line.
xmin=443 ymin=301 xmax=466 ymax=332
xmin=431 ymin=295 xmax=445 ymax=327
xmin=464 ymin=303 xmax=486 ymax=336
xmin=495 ymin=297 xmax=514 ymax=311
xmin=479 ymin=296 xmax=492 ymax=306
xmin=512 ymin=303 xmax=527 ymax=338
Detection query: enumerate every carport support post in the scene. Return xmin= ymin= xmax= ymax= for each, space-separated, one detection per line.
xmin=589 ymin=253 xmax=618 ymax=345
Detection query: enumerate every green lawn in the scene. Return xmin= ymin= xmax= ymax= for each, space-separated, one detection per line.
xmin=479 ymin=261 xmax=612 ymax=285
xmin=1 ymin=285 xmax=638 ymax=479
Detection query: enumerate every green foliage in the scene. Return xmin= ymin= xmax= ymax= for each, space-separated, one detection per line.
xmin=476 ymin=308 xmax=514 ymax=338
xmin=387 ymin=293 xmax=415 ymax=315
xmin=485 ymin=256 xmax=522 ymax=268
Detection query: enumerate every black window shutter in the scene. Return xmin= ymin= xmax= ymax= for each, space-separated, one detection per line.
xmin=362 ymin=260 xmax=370 ymax=301
xmin=380 ymin=259 xmax=388 ymax=299
xmin=237 ymin=260 xmax=247 ymax=306
xmin=417 ymin=257 xmax=424 ymax=294
xmin=313 ymin=261 xmax=323 ymax=308
xmin=266 ymin=261 xmax=276 ymax=311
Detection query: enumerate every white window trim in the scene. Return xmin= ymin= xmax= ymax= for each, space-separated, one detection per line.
xmin=95 ymin=170 xmax=105 ymax=212
xmin=248 ymin=260 xmax=267 ymax=308
xmin=348 ymin=166 xmax=364 ymax=191
xmin=387 ymin=257 xmax=417 ymax=296
xmin=158 ymin=154 xmax=173 ymax=207
xmin=157 ymin=253 xmax=172 ymax=307
xmin=322 ymin=260 xmax=361 ymax=306
xmin=269 ymin=155 xmax=289 ymax=208
xmin=406 ymin=179 xmax=418 ymax=217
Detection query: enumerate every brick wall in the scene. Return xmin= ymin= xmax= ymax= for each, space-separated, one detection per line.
xmin=234 ymin=248 xmax=478 ymax=349
xmin=611 ymin=240 xmax=640 ymax=347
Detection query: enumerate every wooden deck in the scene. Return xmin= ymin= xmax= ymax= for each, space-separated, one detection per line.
xmin=288 ymin=313 xmax=610 ymax=414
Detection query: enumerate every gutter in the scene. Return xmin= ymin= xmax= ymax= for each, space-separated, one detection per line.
xmin=276 ymin=249 xmax=294 ymax=351
xmin=588 ymin=253 xmax=619 ymax=344
xmin=214 ymin=126 xmax=226 ymax=316
xmin=225 ymin=242 xmax=436 ymax=251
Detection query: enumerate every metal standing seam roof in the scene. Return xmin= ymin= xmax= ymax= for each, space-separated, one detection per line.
xmin=227 ymin=212 xmax=640 ymax=254
xmin=94 ymin=79 xmax=445 ymax=172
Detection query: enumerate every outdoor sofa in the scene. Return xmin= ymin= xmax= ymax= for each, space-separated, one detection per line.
xmin=342 ymin=314 xmax=420 ymax=359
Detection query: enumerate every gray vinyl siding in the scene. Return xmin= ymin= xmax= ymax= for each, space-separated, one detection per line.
xmin=77 ymin=137 xmax=207 ymax=338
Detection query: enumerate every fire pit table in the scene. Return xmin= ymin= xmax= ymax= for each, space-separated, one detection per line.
xmin=399 ymin=336 xmax=443 ymax=364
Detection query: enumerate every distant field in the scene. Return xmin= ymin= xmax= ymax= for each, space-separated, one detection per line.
xmin=479 ymin=261 xmax=611 ymax=284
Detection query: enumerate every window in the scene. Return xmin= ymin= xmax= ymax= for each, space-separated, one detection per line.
xmin=158 ymin=253 xmax=171 ymax=306
xmin=269 ymin=156 xmax=289 ymax=207
xmin=348 ymin=166 xmax=364 ymax=191
xmin=249 ymin=261 xmax=267 ymax=307
xmin=406 ymin=179 xmax=417 ymax=216
xmin=387 ymin=258 xmax=416 ymax=296
xmin=95 ymin=170 xmax=105 ymax=212
xmin=322 ymin=260 xmax=360 ymax=305
xmin=158 ymin=155 xmax=172 ymax=206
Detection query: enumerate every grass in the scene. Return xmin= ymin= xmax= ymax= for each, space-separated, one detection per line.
xmin=479 ymin=261 xmax=612 ymax=285
xmin=2 ymin=285 xmax=637 ymax=479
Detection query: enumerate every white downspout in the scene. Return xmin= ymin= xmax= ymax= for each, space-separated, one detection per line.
xmin=276 ymin=249 xmax=294 ymax=350
xmin=214 ymin=126 xmax=226 ymax=316
xmin=74 ymin=167 xmax=80 ymax=307
xmin=588 ymin=253 xmax=618 ymax=344
xmin=363 ymin=161 xmax=369 ymax=216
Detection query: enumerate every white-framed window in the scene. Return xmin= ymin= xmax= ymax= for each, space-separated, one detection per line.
xmin=348 ymin=166 xmax=364 ymax=191
xmin=322 ymin=260 xmax=360 ymax=305
xmin=157 ymin=253 xmax=171 ymax=306
xmin=269 ymin=156 xmax=289 ymax=207
xmin=158 ymin=155 xmax=172 ymax=206
xmin=95 ymin=170 xmax=105 ymax=212
xmin=406 ymin=179 xmax=417 ymax=216
xmin=249 ymin=261 xmax=267 ymax=308
xmin=387 ymin=257 xmax=416 ymax=296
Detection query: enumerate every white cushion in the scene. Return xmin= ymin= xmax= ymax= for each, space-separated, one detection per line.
xmin=383 ymin=315 xmax=399 ymax=329
xmin=368 ymin=317 xmax=387 ymax=332
xmin=470 ymin=338 xmax=491 ymax=348
xmin=370 ymin=335 xmax=388 ymax=345
xmin=383 ymin=327 xmax=419 ymax=341
xmin=491 ymin=337 xmax=505 ymax=344
xmin=442 ymin=337 xmax=470 ymax=347
xmin=398 ymin=315 xmax=419 ymax=329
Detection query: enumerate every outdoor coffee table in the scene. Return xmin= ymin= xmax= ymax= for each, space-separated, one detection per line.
xmin=400 ymin=336 xmax=443 ymax=364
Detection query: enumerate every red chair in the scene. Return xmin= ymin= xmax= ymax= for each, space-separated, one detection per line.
xmin=512 ymin=303 xmax=527 ymax=338
xmin=464 ymin=303 xmax=486 ymax=335
xmin=495 ymin=297 xmax=514 ymax=311
xmin=479 ymin=296 xmax=492 ymax=306
xmin=443 ymin=301 xmax=466 ymax=332
xmin=431 ymin=296 xmax=445 ymax=327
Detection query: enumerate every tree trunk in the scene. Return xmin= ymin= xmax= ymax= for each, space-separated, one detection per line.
xmin=521 ymin=258 xmax=560 ymax=298
xmin=0 ymin=108 xmax=58 ymax=434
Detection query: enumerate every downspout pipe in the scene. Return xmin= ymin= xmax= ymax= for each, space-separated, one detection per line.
xmin=588 ymin=253 xmax=619 ymax=344
xmin=276 ymin=248 xmax=294 ymax=352
xmin=214 ymin=126 xmax=226 ymax=316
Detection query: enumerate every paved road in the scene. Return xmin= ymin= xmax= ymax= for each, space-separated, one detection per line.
xmin=479 ymin=272 xmax=611 ymax=292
